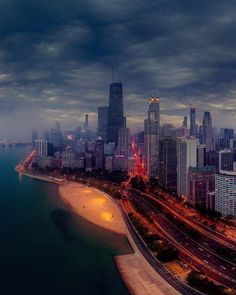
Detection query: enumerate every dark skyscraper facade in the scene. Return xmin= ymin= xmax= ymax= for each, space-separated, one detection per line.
xmin=223 ymin=128 xmax=234 ymax=149
xmin=190 ymin=106 xmax=197 ymax=136
xmin=219 ymin=150 xmax=233 ymax=172
xmin=97 ymin=106 xmax=108 ymax=142
xmin=159 ymin=136 xmax=177 ymax=195
xmin=108 ymin=82 xmax=124 ymax=145
xmin=202 ymin=111 xmax=213 ymax=151
xmin=95 ymin=137 xmax=104 ymax=169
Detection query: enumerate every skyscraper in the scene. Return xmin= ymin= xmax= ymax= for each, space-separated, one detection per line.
xmin=215 ymin=171 xmax=236 ymax=218
xmin=117 ymin=127 xmax=130 ymax=156
xmin=218 ymin=149 xmax=233 ymax=172
xmin=177 ymin=136 xmax=198 ymax=198
xmin=190 ymin=106 xmax=197 ymax=136
xmin=197 ymin=144 xmax=207 ymax=167
xmin=223 ymin=128 xmax=234 ymax=149
xmin=97 ymin=106 xmax=108 ymax=142
xmin=107 ymin=82 xmax=124 ymax=145
xmin=159 ymin=136 xmax=177 ymax=195
xmin=202 ymin=111 xmax=213 ymax=151
xmin=181 ymin=116 xmax=188 ymax=136
xmin=35 ymin=139 xmax=49 ymax=157
xmin=144 ymin=96 xmax=160 ymax=179
xmin=95 ymin=137 xmax=104 ymax=169
xmin=188 ymin=166 xmax=215 ymax=208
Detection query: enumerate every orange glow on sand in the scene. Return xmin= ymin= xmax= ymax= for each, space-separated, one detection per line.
xmin=101 ymin=212 xmax=113 ymax=222
xmin=59 ymin=183 xmax=127 ymax=234
xmin=91 ymin=197 xmax=107 ymax=205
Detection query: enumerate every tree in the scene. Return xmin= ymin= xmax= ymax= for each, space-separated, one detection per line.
xmin=156 ymin=247 xmax=179 ymax=262
xmin=187 ymin=270 xmax=228 ymax=295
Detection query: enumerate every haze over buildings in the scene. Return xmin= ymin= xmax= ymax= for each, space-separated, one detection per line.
xmin=1 ymin=1 xmax=236 ymax=140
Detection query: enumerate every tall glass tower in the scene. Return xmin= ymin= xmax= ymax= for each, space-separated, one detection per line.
xmin=144 ymin=97 xmax=160 ymax=179
xmin=107 ymin=82 xmax=124 ymax=145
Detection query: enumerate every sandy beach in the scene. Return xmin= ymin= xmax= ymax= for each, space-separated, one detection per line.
xmin=59 ymin=182 xmax=128 ymax=235
xmin=59 ymin=182 xmax=180 ymax=295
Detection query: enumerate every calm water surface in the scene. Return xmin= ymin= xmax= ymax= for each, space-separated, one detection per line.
xmin=0 ymin=147 xmax=130 ymax=295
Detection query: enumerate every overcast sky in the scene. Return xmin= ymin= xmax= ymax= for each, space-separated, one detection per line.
xmin=1 ymin=0 xmax=236 ymax=140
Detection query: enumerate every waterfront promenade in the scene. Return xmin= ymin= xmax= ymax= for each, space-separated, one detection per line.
xmin=16 ymin=155 xmax=181 ymax=295
xmin=59 ymin=182 xmax=180 ymax=295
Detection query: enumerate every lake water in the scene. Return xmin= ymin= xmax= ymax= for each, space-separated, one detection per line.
xmin=0 ymin=147 xmax=130 ymax=295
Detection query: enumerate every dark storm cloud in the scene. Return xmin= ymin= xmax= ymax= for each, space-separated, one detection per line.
xmin=1 ymin=0 xmax=236 ymax=139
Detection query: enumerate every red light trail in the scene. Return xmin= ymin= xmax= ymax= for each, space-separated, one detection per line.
xmin=131 ymin=141 xmax=147 ymax=180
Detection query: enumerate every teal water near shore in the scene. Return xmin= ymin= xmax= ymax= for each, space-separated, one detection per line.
xmin=0 ymin=147 xmax=130 ymax=295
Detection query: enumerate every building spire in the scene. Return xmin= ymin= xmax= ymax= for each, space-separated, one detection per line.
xmin=111 ymin=65 xmax=114 ymax=82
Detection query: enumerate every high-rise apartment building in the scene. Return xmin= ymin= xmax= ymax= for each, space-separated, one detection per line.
xmin=107 ymin=82 xmax=124 ymax=145
xmin=188 ymin=166 xmax=215 ymax=208
xmin=117 ymin=127 xmax=130 ymax=156
xmin=177 ymin=136 xmax=198 ymax=198
xmin=215 ymin=171 xmax=236 ymax=218
xmin=144 ymin=97 xmax=160 ymax=179
xmin=35 ymin=139 xmax=49 ymax=157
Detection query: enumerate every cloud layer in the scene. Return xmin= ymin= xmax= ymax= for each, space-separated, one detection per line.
xmin=0 ymin=0 xmax=236 ymax=139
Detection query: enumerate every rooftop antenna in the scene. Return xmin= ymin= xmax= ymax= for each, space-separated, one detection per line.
xmin=118 ymin=70 xmax=121 ymax=82
xmin=112 ymin=65 xmax=114 ymax=82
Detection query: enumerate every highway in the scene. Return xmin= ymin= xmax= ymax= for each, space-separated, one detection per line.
xmin=129 ymin=189 xmax=236 ymax=261
xmin=153 ymin=188 xmax=236 ymax=248
xmin=119 ymin=203 xmax=204 ymax=295
xmin=133 ymin=191 xmax=236 ymax=261
xmin=129 ymin=191 xmax=236 ymax=288
xmin=136 ymin=189 xmax=236 ymax=251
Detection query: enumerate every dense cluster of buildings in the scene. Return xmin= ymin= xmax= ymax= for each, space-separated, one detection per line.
xmin=33 ymin=82 xmax=135 ymax=177
xmin=32 ymin=82 xmax=236 ymax=219
xmin=142 ymin=102 xmax=236 ymax=219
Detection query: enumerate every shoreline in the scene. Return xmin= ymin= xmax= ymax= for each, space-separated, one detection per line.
xmin=17 ymin=168 xmax=180 ymax=295
xmin=59 ymin=182 xmax=180 ymax=295
xmin=57 ymin=184 xmax=130 ymax=238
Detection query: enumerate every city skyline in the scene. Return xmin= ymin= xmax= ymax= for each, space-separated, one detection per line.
xmin=1 ymin=2 xmax=236 ymax=295
xmin=1 ymin=1 xmax=236 ymax=139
